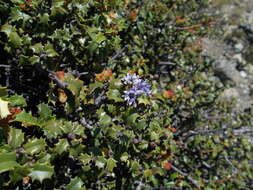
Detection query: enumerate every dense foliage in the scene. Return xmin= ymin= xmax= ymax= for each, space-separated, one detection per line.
xmin=0 ymin=0 xmax=252 ymax=189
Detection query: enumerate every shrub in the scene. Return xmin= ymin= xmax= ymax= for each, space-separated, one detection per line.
xmin=0 ymin=0 xmax=252 ymax=189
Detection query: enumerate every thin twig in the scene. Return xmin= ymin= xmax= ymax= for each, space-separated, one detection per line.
xmin=224 ymin=155 xmax=238 ymax=174
xmin=0 ymin=64 xmax=11 ymax=68
xmin=171 ymin=165 xmax=200 ymax=188
xmin=111 ymin=46 xmax=126 ymax=60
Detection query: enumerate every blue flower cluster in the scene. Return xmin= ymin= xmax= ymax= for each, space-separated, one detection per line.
xmin=122 ymin=73 xmax=152 ymax=106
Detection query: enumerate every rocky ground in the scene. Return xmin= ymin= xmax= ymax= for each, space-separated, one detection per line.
xmin=203 ymin=0 xmax=253 ymax=111
xmin=198 ymin=0 xmax=253 ymax=142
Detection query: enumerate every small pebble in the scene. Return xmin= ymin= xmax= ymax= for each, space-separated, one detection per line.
xmin=240 ymin=71 xmax=247 ymax=78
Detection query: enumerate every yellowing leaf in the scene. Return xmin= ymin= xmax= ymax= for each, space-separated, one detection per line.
xmin=58 ymin=88 xmax=67 ymax=103
xmin=0 ymin=98 xmax=10 ymax=119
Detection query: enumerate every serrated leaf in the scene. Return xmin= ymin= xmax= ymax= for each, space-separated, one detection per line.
xmin=138 ymin=141 xmax=148 ymax=150
xmin=10 ymin=7 xmax=30 ymax=22
xmin=39 ymin=13 xmax=50 ymax=24
xmin=79 ymin=154 xmax=92 ymax=165
xmin=66 ymin=177 xmax=84 ymax=190
xmin=137 ymin=96 xmax=150 ymax=105
xmin=1 ymin=24 xmax=13 ymax=36
xmin=60 ymin=121 xmax=84 ymax=136
xmin=55 ymin=139 xmax=69 ymax=154
xmin=0 ymin=152 xmax=19 ymax=173
xmin=0 ymin=98 xmax=10 ymax=119
xmin=52 ymin=0 xmax=65 ymax=7
xmin=43 ymin=120 xmax=63 ymax=138
xmin=9 ymin=165 xmax=29 ymax=184
xmin=89 ymin=81 xmax=104 ymax=93
xmin=29 ymin=56 xmax=40 ymax=65
xmin=99 ymin=112 xmax=111 ymax=127
xmin=130 ymin=160 xmax=139 ymax=172
xmin=65 ymin=75 xmax=83 ymax=96
xmin=92 ymin=32 xmax=106 ymax=44
xmin=30 ymin=43 xmax=43 ymax=54
xmin=14 ymin=111 xmax=41 ymax=127
xmin=8 ymin=128 xmax=24 ymax=149
xmin=109 ymin=78 xmax=122 ymax=89
xmin=36 ymin=152 xmax=51 ymax=165
xmin=8 ymin=94 xmax=27 ymax=107
xmin=29 ymin=163 xmax=54 ymax=183
xmin=106 ymin=158 xmax=117 ymax=172
xmin=9 ymin=31 xmax=22 ymax=48
xmin=107 ymin=89 xmax=123 ymax=102
xmin=95 ymin=156 xmax=106 ymax=168
xmin=24 ymin=138 xmax=46 ymax=155
xmin=37 ymin=103 xmax=53 ymax=121
xmin=120 ymin=152 xmax=129 ymax=162
xmin=45 ymin=43 xmax=59 ymax=57
xmin=126 ymin=113 xmax=139 ymax=125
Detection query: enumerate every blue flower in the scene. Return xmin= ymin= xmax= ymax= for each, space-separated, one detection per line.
xmin=133 ymin=80 xmax=152 ymax=96
xmin=122 ymin=73 xmax=152 ymax=106
xmin=122 ymin=73 xmax=140 ymax=85
xmin=123 ymin=88 xmax=138 ymax=106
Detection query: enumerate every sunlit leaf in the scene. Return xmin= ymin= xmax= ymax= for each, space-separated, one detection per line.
xmin=8 ymin=128 xmax=24 ymax=149
xmin=66 ymin=177 xmax=84 ymax=190
xmin=0 ymin=152 xmax=19 ymax=173
xmin=0 ymin=98 xmax=10 ymax=119
xmin=24 ymin=138 xmax=46 ymax=155
xmin=29 ymin=163 xmax=54 ymax=183
xmin=14 ymin=111 xmax=41 ymax=127
xmin=106 ymin=158 xmax=117 ymax=172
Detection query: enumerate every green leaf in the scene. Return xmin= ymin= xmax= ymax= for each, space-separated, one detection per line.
xmin=79 ymin=154 xmax=92 ymax=165
xmin=120 ymin=152 xmax=129 ymax=162
xmin=99 ymin=113 xmax=112 ymax=127
xmin=0 ymin=152 xmax=19 ymax=173
xmin=39 ymin=13 xmax=50 ymax=24
xmin=15 ymin=111 xmax=41 ymax=127
xmin=10 ymin=0 xmax=23 ymax=4
xmin=43 ymin=120 xmax=63 ymax=138
xmin=52 ymin=0 xmax=65 ymax=7
xmin=126 ymin=113 xmax=139 ymax=125
xmin=45 ymin=43 xmax=59 ymax=57
xmin=107 ymin=89 xmax=123 ymax=102
xmin=8 ymin=128 xmax=24 ymax=149
xmin=89 ymin=81 xmax=104 ymax=93
xmin=37 ymin=103 xmax=53 ymax=121
xmin=109 ymin=78 xmax=122 ymax=89
xmin=30 ymin=43 xmax=44 ymax=54
xmin=66 ymin=177 xmax=84 ymax=190
xmin=29 ymin=163 xmax=54 ymax=183
xmin=60 ymin=120 xmax=84 ymax=136
xmin=95 ymin=156 xmax=107 ymax=169
xmin=37 ymin=152 xmax=52 ymax=164
xmin=9 ymin=31 xmax=22 ymax=48
xmin=9 ymin=165 xmax=29 ymax=184
xmin=24 ymin=138 xmax=46 ymax=155
xmin=8 ymin=94 xmax=27 ymax=107
xmin=106 ymin=158 xmax=117 ymax=172
xmin=29 ymin=56 xmax=40 ymax=65
xmin=10 ymin=7 xmax=30 ymax=22
xmin=130 ymin=160 xmax=139 ymax=172
xmin=54 ymin=139 xmax=69 ymax=154
xmin=1 ymin=24 xmax=13 ymax=36
xmin=137 ymin=141 xmax=149 ymax=150
xmin=66 ymin=78 xmax=83 ymax=96
xmin=137 ymin=96 xmax=150 ymax=105
xmin=94 ymin=32 xmax=106 ymax=44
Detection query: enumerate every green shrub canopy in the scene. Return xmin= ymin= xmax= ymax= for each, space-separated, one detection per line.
xmin=0 ymin=0 xmax=252 ymax=189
